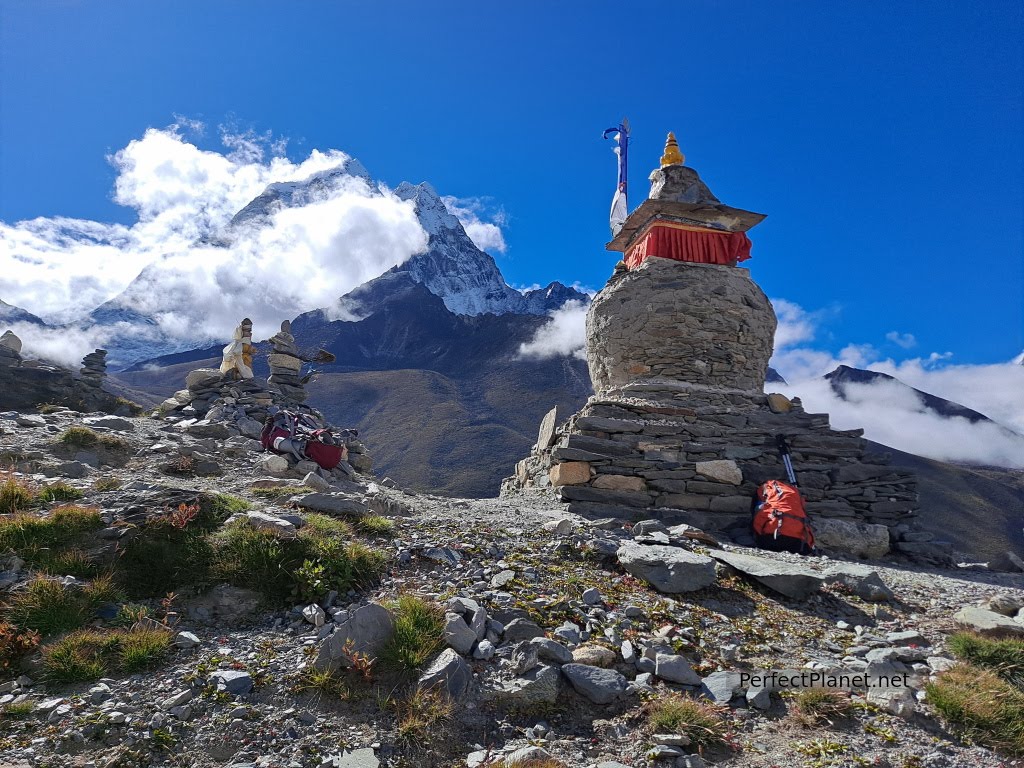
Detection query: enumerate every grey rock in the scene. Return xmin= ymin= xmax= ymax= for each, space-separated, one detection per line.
xmin=173 ymin=631 xmax=200 ymax=648
xmin=710 ymin=550 xmax=824 ymax=599
xmin=582 ymin=587 xmax=602 ymax=605
xmin=747 ymin=686 xmax=771 ymax=709
xmin=186 ymin=420 xmax=230 ymax=439
xmin=953 ymin=606 xmax=1024 ymax=637
xmin=418 ymin=649 xmax=471 ymax=699
xmin=695 ymin=459 xmax=742 ymax=485
xmin=16 ymin=414 xmax=46 ymax=427
xmin=561 ymin=663 xmax=629 ymax=704
xmin=444 ymin=612 xmax=478 ymax=655
xmin=701 ymin=670 xmax=744 ymax=704
xmin=314 ymin=603 xmax=394 ymax=671
xmin=295 ymin=493 xmax=368 ymax=517
xmin=824 ymin=564 xmax=895 ymax=602
xmin=813 ymin=518 xmax=890 ymax=559
xmin=82 ymin=415 xmax=134 ymax=431
xmin=483 ymin=664 xmax=560 ymax=707
xmin=490 ymin=569 xmax=515 ymax=588
xmin=302 ymin=471 xmax=332 ymax=492
xmin=529 ymin=637 xmax=573 ymax=665
xmin=617 ymin=543 xmax=717 ymax=593
xmin=504 ymin=618 xmax=545 ymax=642
xmin=211 ymin=670 xmax=252 ymax=696
xmin=320 ymin=748 xmax=379 ymax=768
xmin=536 ymin=406 xmax=560 ymax=450
xmin=473 ymin=639 xmax=495 ymax=660
xmin=655 ymin=653 xmax=702 ymax=685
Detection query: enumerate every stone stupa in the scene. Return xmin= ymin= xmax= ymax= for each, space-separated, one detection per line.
xmin=504 ymin=134 xmax=928 ymax=561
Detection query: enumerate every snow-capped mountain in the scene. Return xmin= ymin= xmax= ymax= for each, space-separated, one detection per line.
xmin=390 ymin=181 xmax=588 ymax=316
xmin=87 ymin=160 xmax=587 ymax=367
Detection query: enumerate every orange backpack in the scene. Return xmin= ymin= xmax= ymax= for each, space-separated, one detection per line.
xmin=752 ymin=479 xmax=815 ymax=553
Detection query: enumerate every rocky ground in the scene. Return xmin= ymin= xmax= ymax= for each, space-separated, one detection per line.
xmin=1 ymin=408 xmax=1023 ymax=768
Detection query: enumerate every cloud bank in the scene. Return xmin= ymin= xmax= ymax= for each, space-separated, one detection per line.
xmin=441 ymin=196 xmax=507 ymax=254
xmin=0 ymin=121 xmax=428 ymax=366
xmin=517 ymin=299 xmax=589 ymax=361
xmin=770 ymin=297 xmax=1024 ymax=468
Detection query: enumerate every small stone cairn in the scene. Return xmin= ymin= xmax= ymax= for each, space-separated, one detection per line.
xmin=267 ymin=320 xmax=308 ymax=403
xmin=79 ymin=349 xmax=107 ymax=390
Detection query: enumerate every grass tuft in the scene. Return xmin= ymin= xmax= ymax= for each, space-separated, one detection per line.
xmin=116 ymin=517 xmax=215 ymax=598
xmin=790 ymin=688 xmax=854 ymax=727
xmin=947 ymin=631 xmax=1024 ymax=689
xmin=0 ymin=474 xmax=35 ymax=515
xmin=927 ymin=663 xmax=1024 ymax=756
xmin=41 ymin=626 xmax=172 ymax=683
xmin=5 ymin=577 xmax=89 ymax=636
xmin=58 ymin=426 xmax=99 ymax=447
xmin=395 ymin=687 xmax=454 ymax=742
xmin=379 ymin=595 xmax=444 ymax=676
xmin=92 ymin=476 xmax=122 ymax=492
xmin=294 ymin=667 xmax=352 ymax=701
xmin=644 ymin=694 xmax=731 ymax=750
xmin=251 ymin=486 xmax=311 ymax=499
xmin=36 ymin=481 xmax=84 ymax=504
xmin=1 ymin=700 xmax=35 ymax=719
xmin=356 ymin=515 xmax=395 ymax=537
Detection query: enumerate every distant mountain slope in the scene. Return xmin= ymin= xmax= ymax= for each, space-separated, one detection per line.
xmin=868 ymin=440 xmax=1024 ymax=570
xmin=0 ymin=299 xmax=45 ymax=326
xmin=827 ymin=364 xmax=1010 ymax=426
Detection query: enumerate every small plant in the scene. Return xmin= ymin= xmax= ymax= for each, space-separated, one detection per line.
xmin=168 ymin=503 xmax=200 ymax=529
xmin=947 ymin=631 xmax=1024 ymax=688
xmin=295 ymin=667 xmax=352 ymax=701
xmin=118 ymin=627 xmax=172 ymax=672
xmin=34 ymin=548 xmax=99 ymax=579
xmin=114 ymin=397 xmax=144 ymax=416
xmin=150 ymin=727 xmax=177 ymax=750
xmin=395 ymin=687 xmax=454 ymax=742
xmin=92 ymin=476 xmax=122 ymax=492
xmin=0 ymin=621 xmax=41 ymax=670
xmin=97 ymin=434 xmax=129 ymax=451
xmin=166 ymin=455 xmax=195 ymax=475
xmin=791 ymin=689 xmax=854 ymax=727
xmin=339 ymin=638 xmax=375 ymax=682
xmin=356 ymin=515 xmax=395 ymax=537
xmin=379 ymin=595 xmax=444 ymax=676
xmin=795 ymin=738 xmax=849 ymax=763
xmin=36 ymin=482 xmax=84 ymax=504
xmin=864 ymin=722 xmax=898 ymax=743
xmin=37 ymin=403 xmax=64 ymax=414
xmin=644 ymin=694 xmax=731 ymax=751
xmin=927 ymin=663 xmax=1024 ymax=756
xmin=1 ymin=700 xmax=35 ymax=719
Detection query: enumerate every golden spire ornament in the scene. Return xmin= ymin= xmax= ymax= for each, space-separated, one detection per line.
xmin=659 ymin=132 xmax=685 ymax=168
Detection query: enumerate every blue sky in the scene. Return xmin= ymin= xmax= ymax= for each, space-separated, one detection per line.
xmin=1 ymin=0 xmax=1022 ymax=365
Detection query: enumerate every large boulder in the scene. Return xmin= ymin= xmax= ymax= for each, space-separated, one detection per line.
xmin=710 ymin=550 xmax=824 ymax=599
xmin=418 ymin=649 xmax=471 ymax=699
xmin=953 ymin=607 xmax=1024 ymax=638
xmin=314 ymin=603 xmax=394 ymax=671
xmin=813 ymin=518 xmax=890 ymax=559
xmin=616 ymin=543 xmax=717 ymax=593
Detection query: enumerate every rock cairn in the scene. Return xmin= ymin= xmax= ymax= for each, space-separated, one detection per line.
xmin=79 ymin=349 xmax=107 ymax=390
xmin=0 ymin=330 xmax=120 ymax=412
xmin=504 ymin=149 xmax=933 ymax=561
xmin=267 ymin=320 xmax=308 ymax=403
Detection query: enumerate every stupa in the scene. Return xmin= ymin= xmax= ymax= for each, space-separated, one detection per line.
xmin=504 ymin=134 xmax=931 ymax=561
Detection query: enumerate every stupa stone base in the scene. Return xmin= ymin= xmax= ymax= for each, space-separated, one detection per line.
xmin=503 ymin=381 xmax=921 ymax=558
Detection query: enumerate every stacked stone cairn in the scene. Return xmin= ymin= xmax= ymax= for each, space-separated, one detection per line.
xmin=504 ymin=149 xmax=938 ymax=562
xmin=79 ymin=349 xmax=107 ymax=391
xmin=267 ymin=320 xmax=308 ymax=403
xmin=157 ymin=319 xmax=372 ymax=476
xmin=0 ymin=330 xmax=121 ymax=412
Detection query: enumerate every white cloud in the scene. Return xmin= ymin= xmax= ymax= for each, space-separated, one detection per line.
xmin=517 ymin=299 xmax=589 ymax=361
xmin=770 ymin=298 xmax=1024 ymax=468
xmin=441 ymin=196 xmax=507 ymax=253
xmin=885 ymin=331 xmax=917 ymax=349
xmin=0 ymin=121 xmax=428 ymax=365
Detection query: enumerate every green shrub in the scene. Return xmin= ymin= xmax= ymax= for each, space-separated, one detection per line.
xmin=195 ymin=493 xmax=249 ymax=531
xmin=644 ymin=694 xmax=731 ymax=750
xmin=118 ymin=627 xmax=172 ymax=672
xmin=928 ymin=663 xmax=1024 ymax=756
xmin=380 ymin=595 xmax=444 ymax=676
xmin=212 ymin=513 xmax=385 ymax=602
xmin=948 ymin=632 xmax=1024 ymax=689
xmin=0 ymin=621 xmax=40 ymax=671
xmin=116 ymin=518 xmax=214 ymax=598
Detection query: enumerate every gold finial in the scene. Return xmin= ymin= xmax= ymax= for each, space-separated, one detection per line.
xmin=660 ymin=132 xmax=685 ymax=168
